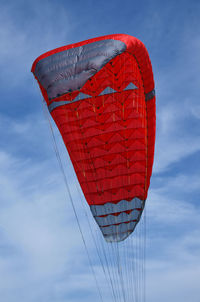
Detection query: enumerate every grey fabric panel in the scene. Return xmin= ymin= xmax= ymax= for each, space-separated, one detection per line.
xmin=48 ymin=82 xmax=139 ymax=112
xmin=104 ymin=230 xmax=133 ymax=242
xmin=90 ymin=197 xmax=144 ymax=216
xmin=34 ymin=39 xmax=126 ymax=100
xmin=101 ymin=221 xmax=137 ymax=242
xmin=48 ymin=92 xmax=92 ymax=112
xmin=101 ymin=221 xmax=137 ymax=235
xmin=145 ymin=89 xmax=155 ymax=101
xmin=124 ymin=82 xmax=138 ymax=90
xmin=48 ymin=100 xmax=69 ymax=112
xmin=90 ymin=198 xmax=145 ymax=242
xmin=94 ymin=209 xmax=141 ymax=227
xmin=72 ymin=92 xmax=91 ymax=102
xmin=99 ymin=87 xmax=116 ymax=95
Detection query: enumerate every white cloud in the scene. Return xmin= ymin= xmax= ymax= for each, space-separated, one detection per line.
xmin=0 ymin=1 xmax=72 ymax=89
xmin=152 ymin=20 xmax=200 ymax=174
xmin=147 ymin=263 xmax=200 ymax=302
xmin=154 ymin=85 xmax=200 ymax=173
xmin=145 ymin=187 xmax=200 ymax=302
xmin=156 ymin=173 xmax=200 ymax=194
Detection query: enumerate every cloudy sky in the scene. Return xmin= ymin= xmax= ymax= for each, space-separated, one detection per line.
xmin=0 ymin=0 xmax=200 ymax=301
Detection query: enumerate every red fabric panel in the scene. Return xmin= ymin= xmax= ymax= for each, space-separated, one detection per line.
xmin=32 ymin=34 xmax=155 ymax=103
xmin=32 ymin=34 xmax=156 ymax=206
xmin=51 ymin=52 xmax=149 ymax=205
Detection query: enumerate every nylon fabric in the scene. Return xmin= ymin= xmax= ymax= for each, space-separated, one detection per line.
xmin=34 ymin=39 xmax=126 ymax=100
xmin=48 ymin=82 xmax=138 ymax=112
xmin=90 ymin=197 xmax=143 ymax=216
xmin=32 ymin=34 xmax=156 ymax=243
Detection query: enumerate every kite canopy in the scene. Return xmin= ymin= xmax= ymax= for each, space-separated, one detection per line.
xmin=32 ymin=34 xmax=156 ymax=242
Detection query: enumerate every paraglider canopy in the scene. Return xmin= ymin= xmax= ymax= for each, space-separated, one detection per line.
xmin=32 ymin=34 xmax=156 ymax=242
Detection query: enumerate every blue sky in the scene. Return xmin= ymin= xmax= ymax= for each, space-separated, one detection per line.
xmin=0 ymin=0 xmax=200 ymax=301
